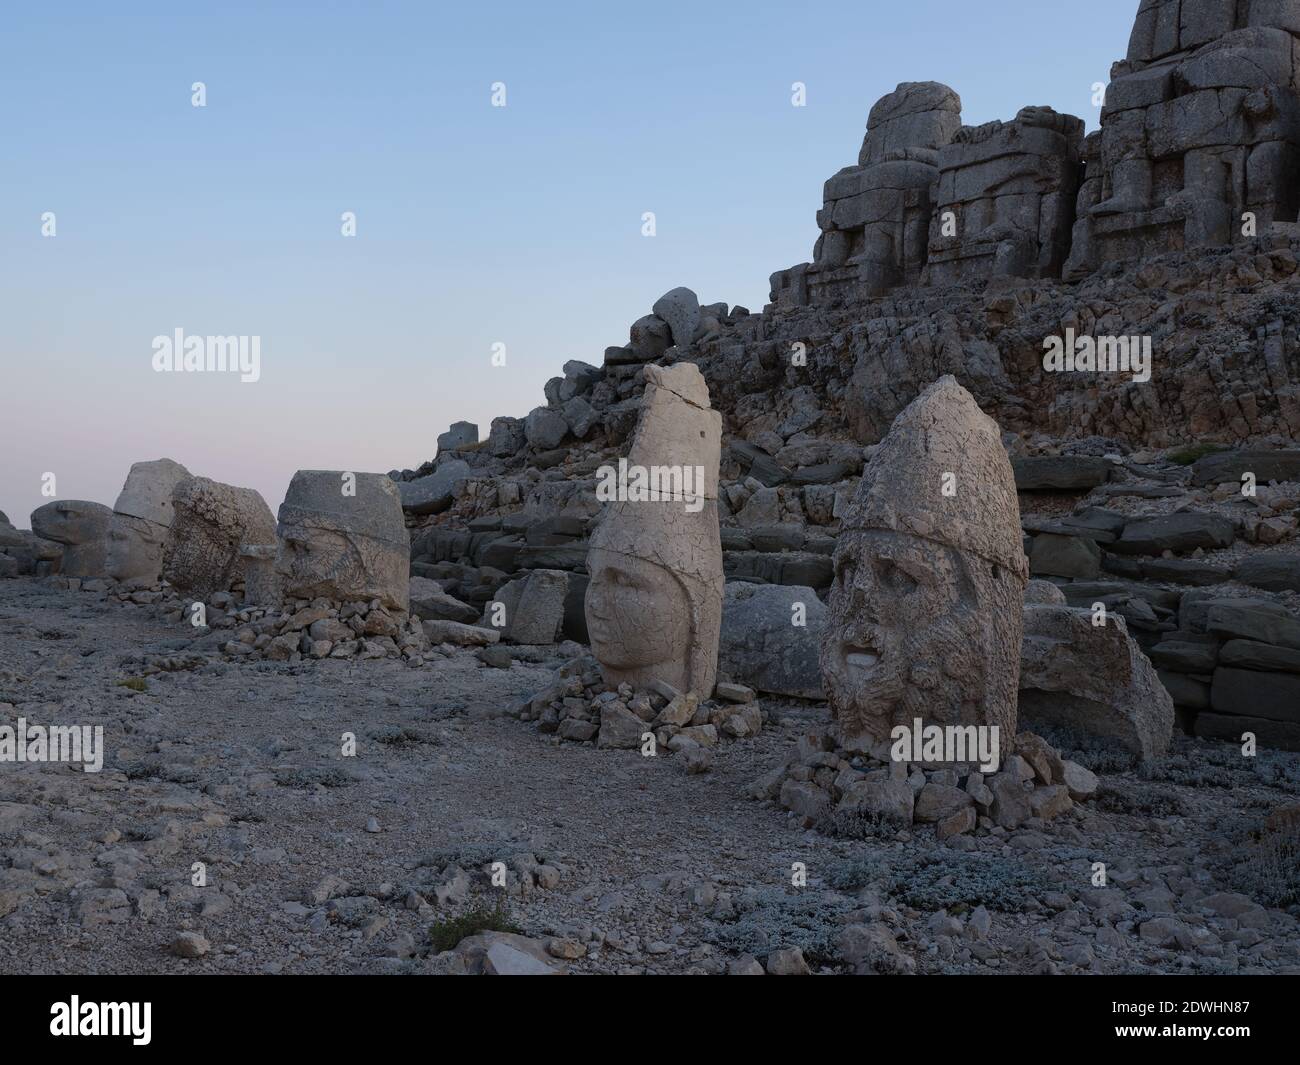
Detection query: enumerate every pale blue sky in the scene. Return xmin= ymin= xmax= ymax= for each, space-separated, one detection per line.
xmin=0 ymin=0 xmax=1139 ymax=526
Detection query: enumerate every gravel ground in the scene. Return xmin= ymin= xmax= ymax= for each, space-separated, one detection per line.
xmin=2 ymin=576 xmax=1298 ymax=975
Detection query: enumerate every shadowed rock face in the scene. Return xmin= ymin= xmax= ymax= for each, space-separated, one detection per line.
xmin=821 ymin=375 xmax=1027 ymax=743
xmin=584 ymin=363 xmax=723 ymax=697
xmin=162 ymin=476 xmax=277 ymax=600
xmin=30 ymin=500 xmax=112 ymax=578
xmin=104 ymin=459 xmax=193 ymax=583
xmin=275 ymin=471 xmax=410 ymax=612
xmin=925 ymin=106 xmax=1085 ymax=285
xmin=1066 ymin=0 xmax=1300 ymax=277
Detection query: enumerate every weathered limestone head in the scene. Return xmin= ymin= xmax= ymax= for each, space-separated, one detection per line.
xmin=275 ymin=471 xmax=410 ymax=612
xmin=104 ymin=459 xmax=193 ymax=583
xmin=162 ymin=476 xmax=277 ymax=600
xmin=585 ymin=363 xmax=723 ymax=697
xmin=30 ymin=500 xmax=113 ymax=578
xmin=821 ymin=376 xmax=1028 ymax=743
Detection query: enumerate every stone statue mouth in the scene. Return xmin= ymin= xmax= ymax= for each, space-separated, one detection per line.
xmin=843 ymin=647 xmax=881 ymax=674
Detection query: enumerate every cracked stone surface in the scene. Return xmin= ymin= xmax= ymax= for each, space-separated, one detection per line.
xmin=822 ymin=375 xmax=1028 ymax=744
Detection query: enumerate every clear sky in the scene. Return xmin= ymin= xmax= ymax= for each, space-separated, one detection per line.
xmin=0 ymin=0 xmax=1140 ymax=528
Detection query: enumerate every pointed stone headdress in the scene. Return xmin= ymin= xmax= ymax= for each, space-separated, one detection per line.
xmin=588 ymin=363 xmax=721 ymax=584
xmin=842 ymin=375 xmax=1027 ymax=579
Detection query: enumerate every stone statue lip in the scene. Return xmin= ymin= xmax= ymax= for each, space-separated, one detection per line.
xmin=841 ymin=646 xmax=882 ymax=680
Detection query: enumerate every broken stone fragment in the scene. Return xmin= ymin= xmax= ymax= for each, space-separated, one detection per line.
xmin=1019 ymin=581 xmax=1174 ymax=762
xmin=104 ymin=458 xmax=193 ymax=583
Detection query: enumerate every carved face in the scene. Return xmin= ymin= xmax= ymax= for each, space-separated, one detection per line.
xmin=104 ymin=513 xmax=166 ymax=581
xmin=584 ymin=547 xmax=690 ymax=671
xmin=275 ymin=523 xmax=364 ymax=599
xmin=821 ymin=529 xmax=1006 ymax=739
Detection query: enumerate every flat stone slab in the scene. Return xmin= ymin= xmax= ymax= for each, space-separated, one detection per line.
xmin=1013 ymin=456 xmax=1111 ymax=491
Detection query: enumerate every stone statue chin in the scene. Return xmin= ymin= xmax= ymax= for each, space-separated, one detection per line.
xmin=822 ymin=529 xmax=1023 ymax=742
xmin=585 ymin=546 xmax=693 ymax=685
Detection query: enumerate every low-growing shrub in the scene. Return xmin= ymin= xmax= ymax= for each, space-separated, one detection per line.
xmin=828 ymin=853 xmax=1054 ymax=914
xmin=1094 ymin=782 xmax=1185 ymax=818
xmin=429 ymin=901 xmax=521 ymax=953
xmin=1227 ymin=823 xmax=1300 ymax=910
xmin=706 ymin=889 xmax=853 ymax=964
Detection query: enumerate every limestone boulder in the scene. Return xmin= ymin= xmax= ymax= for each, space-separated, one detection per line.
xmin=399 ymin=460 xmax=472 ymax=516
xmin=719 ymin=583 xmax=826 ymax=699
xmin=1020 ymin=584 xmax=1174 ymax=761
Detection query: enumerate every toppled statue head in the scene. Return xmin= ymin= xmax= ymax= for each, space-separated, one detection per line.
xmin=30 ymin=499 xmax=113 ymax=578
xmin=275 ymin=471 xmax=409 ymax=612
xmin=585 ymin=363 xmax=723 ymax=696
xmin=821 ymin=376 xmax=1027 ymax=743
xmin=104 ymin=459 xmax=193 ymax=583
xmin=162 ymin=476 xmax=277 ymax=600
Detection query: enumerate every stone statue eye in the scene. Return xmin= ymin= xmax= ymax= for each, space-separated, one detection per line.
xmin=875 ymin=558 xmax=918 ymax=594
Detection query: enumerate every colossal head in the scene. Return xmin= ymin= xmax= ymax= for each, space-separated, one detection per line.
xmin=162 ymin=476 xmax=277 ymax=600
xmin=821 ymin=376 xmax=1027 ymax=743
xmin=104 ymin=459 xmax=193 ymax=583
xmin=275 ymin=470 xmax=409 ymax=612
xmin=584 ymin=363 xmax=723 ymax=697
xmin=30 ymin=499 xmax=113 ymax=578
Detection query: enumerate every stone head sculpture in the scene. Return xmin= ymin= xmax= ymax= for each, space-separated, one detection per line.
xmin=821 ymin=376 xmax=1028 ymax=743
xmin=162 ymin=476 xmax=277 ymax=600
xmin=30 ymin=499 xmax=113 ymax=578
xmin=275 ymin=471 xmax=409 ymax=612
xmin=585 ymin=363 xmax=723 ymax=697
xmin=104 ymin=459 xmax=193 ymax=583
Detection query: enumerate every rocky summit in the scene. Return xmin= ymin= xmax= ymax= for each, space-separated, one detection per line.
xmin=4 ymin=1 xmax=1300 ymax=983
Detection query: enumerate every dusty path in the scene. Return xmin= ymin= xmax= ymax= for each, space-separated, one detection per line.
xmin=1 ymin=577 xmax=1298 ymax=975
